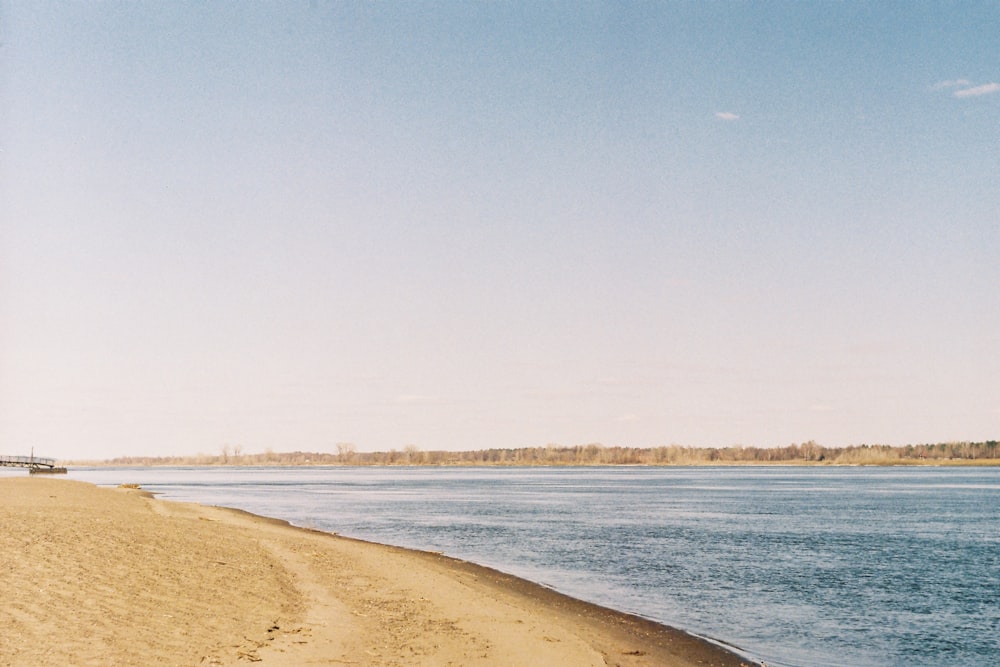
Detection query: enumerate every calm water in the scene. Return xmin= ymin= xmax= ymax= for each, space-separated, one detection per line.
xmin=52 ymin=466 xmax=1000 ymax=667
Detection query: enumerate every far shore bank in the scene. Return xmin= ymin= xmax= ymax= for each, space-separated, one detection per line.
xmin=60 ymin=458 xmax=1000 ymax=468
xmin=2 ymin=477 xmax=758 ymax=666
xmin=57 ymin=440 xmax=1000 ymax=468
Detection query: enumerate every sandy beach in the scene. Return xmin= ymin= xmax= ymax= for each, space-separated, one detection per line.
xmin=1 ymin=478 xmax=756 ymax=666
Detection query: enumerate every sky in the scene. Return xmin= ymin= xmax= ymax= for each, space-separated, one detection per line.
xmin=2 ymin=2 xmax=998 ymax=460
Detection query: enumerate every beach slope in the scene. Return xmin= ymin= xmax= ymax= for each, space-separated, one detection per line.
xmin=1 ymin=478 xmax=755 ymax=666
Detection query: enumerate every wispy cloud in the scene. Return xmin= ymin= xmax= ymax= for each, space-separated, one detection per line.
xmin=932 ymin=79 xmax=1000 ymax=98
xmin=714 ymin=111 xmax=740 ymax=121
xmin=931 ymin=79 xmax=971 ymax=90
xmin=954 ymin=82 xmax=1000 ymax=98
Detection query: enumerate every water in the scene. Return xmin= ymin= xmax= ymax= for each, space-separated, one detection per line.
xmin=49 ymin=465 xmax=1000 ymax=667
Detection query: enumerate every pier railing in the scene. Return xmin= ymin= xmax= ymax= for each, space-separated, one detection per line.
xmin=0 ymin=454 xmax=58 ymax=469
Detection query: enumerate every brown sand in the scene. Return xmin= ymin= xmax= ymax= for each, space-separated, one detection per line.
xmin=1 ymin=478 xmax=758 ymax=666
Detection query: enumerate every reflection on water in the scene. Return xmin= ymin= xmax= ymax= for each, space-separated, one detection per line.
xmin=65 ymin=465 xmax=1000 ymax=667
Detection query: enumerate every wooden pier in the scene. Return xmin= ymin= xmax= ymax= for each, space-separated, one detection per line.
xmin=0 ymin=454 xmax=67 ymax=474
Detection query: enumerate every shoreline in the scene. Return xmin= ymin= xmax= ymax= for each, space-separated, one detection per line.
xmin=57 ymin=459 xmax=1000 ymax=468
xmin=56 ymin=440 xmax=1000 ymax=468
xmin=2 ymin=477 xmax=759 ymax=666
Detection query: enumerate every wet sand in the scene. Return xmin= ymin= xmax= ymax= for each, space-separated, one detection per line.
xmin=1 ymin=478 xmax=757 ymax=666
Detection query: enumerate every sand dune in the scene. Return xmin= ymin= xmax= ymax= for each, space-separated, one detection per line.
xmin=1 ymin=478 xmax=755 ymax=666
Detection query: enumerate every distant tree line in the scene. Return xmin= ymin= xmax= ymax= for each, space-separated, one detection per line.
xmin=72 ymin=440 xmax=1000 ymax=467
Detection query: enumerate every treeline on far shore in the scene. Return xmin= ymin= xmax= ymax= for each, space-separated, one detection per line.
xmin=71 ymin=440 xmax=1000 ymax=467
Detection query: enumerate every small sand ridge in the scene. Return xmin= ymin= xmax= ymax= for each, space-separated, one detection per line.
xmin=1 ymin=478 xmax=757 ymax=666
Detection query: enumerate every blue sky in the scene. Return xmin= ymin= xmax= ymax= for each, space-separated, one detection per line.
xmin=2 ymin=2 xmax=998 ymax=459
